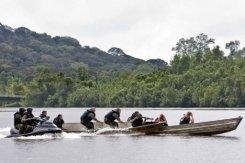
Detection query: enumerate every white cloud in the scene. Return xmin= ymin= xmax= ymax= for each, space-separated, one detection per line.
xmin=0 ymin=0 xmax=245 ymax=62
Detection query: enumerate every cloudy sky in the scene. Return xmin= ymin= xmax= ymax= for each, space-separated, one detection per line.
xmin=0 ymin=0 xmax=244 ymax=62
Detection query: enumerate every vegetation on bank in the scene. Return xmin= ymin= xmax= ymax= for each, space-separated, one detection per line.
xmin=0 ymin=27 xmax=244 ymax=107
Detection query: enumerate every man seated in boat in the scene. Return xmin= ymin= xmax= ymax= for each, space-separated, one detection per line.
xmin=53 ymin=114 xmax=65 ymax=129
xmin=39 ymin=110 xmax=50 ymax=120
xmin=155 ymin=114 xmax=168 ymax=126
xmin=179 ymin=112 xmax=194 ymax=125
xmin=80 ymin=107 xmax=102 ymax=130
xmin=14 ymin=107 xmax=26 ymax=130
xmin=104 ymin=108 xmax=124 ymax=128
xmin=127 ymin=111 xmax=144 ymax=127
xmin=21 ymin=108 xmax=36 ymax=133
xmin=127 ymin=111 xmax=139 ymax=122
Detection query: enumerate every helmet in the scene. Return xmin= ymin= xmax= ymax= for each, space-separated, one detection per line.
xmin=114 ymin=108 xmax=121 ymax=113
xmin=27 ymin=107 xmax=33 ymax=112
xmin=19 ymin=107 xmax=26 ymax=113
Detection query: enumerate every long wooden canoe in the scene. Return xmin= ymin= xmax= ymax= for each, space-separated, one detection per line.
xmin=158 ymin=116 xmax=243 ymax=135
xmin=62 ymin=116 xmax=243 ymax=135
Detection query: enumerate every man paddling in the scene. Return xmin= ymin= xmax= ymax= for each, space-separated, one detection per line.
xmin=179 ymin=112 xmax=194 ymax=125
xmin=104 ymin=108 xmax=124 ymax=128
xmin=127 ymin=111 xmax=144 ymax=127
xmin=14 ymin=108 xmax=26 ymax=130
xmin=80 ymin=107 xmax=102 ymax=130
xmin=155 ymin=114 xmax=168 ymax=126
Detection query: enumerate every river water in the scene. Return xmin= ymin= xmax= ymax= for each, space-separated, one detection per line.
xmin=0 ymin=108 xmax=244 ymax=163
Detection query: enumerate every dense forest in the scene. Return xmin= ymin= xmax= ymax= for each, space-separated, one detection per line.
xmin=0 ymin=24 xmax=244 ymax=107
xmin=0 ymin=23 xmax=167 ymax=79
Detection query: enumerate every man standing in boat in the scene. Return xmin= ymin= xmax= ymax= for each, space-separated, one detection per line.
xmin=179 ymin=112 xmax=194 ymax=125
xmin=104 ymin=108 xmax=124 ymax=128
xmin=80 ymin=107 xmax=102 ymax=130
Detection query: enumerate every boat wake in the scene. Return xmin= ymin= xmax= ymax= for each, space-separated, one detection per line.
xmin=95 ymin=127 xmax=131 ymax=135
xmin=0 ymin=126 xmax=136 ymax=139
xmin=0 ymin=127 xmax=11 ymax=138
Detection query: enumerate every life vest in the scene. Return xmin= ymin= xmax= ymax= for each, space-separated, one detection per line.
xmin=180 ymin=117 xmax=190 ymax=125
xmin=131 ymin=117 xmax=143 ymax=127
xmin=23 ymin=112 xmax=34 ymax=125
xmin=53 ymin=117 xmax=64 ymax=128
xmin=14 ymin=112 xmax=22 ymax=126
xmin=80 ymin=110 xmax=95 ymax=123
xmin=104 ymin=110 xmax=120 ymax=122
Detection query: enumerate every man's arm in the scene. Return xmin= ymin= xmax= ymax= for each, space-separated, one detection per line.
xmin=90 ymin=113 xmax=102 ymax=123
xmin=190 ymin=116 xmax=194 ymax=123
xmin=113 ymin=113 xmax=124 ymax=123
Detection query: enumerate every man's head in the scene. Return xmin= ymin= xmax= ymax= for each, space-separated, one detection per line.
xmin=42 ymin=110 xmax=47 ymax=116
xmin=132 ymin=111 xmax=139 ymax=117
xmin=91 ymin=107 xmax=96 ymax=113
xmin=115 ymin=108 xmax=121 ymax=114
xmin=19 ymin=107 xmax=26 ymax=114
xmin=27 ymin=108 xmax=33 ymax=113
xmin=58 ymin=114 xmax=63 ymax=119
xmin=187 ymin=112 xmax=192 ymax=116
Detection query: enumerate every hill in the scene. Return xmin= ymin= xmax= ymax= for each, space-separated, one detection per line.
xmin=0 ymin=23 xmax=167 ymax=79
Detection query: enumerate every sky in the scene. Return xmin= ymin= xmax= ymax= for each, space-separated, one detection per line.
xmin=0 ymin=0 xmax=245 ymax=62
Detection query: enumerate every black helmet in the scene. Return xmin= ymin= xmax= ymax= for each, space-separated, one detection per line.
xmin=19 ymin=107 xmax=26 ymax=113
xmin=27 ymin=107 xmax=33 ymax=112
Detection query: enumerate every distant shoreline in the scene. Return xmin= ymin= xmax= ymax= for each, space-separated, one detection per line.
xmin=1 ymin=107 xmax=245 ymax=112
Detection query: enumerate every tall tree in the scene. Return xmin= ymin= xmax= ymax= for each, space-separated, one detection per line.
xmin=172 ymin=33 xmax=215 ymax=55
xmin=225 ymin=40 xmax=240 ymax=56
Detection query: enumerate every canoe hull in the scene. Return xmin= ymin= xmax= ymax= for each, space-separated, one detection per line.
xmin=129 ymin=122 xmax=164 ymax=134
xmin=62 ymin=116 xmax=243 ymax=136
xmin=159 ymin=116 xmax=243 ymax=136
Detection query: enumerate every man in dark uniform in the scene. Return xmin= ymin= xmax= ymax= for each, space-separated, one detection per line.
xmin=53 ymin=114 xmax=64 ymax=129
xmin=14 ymin=108 xmax=26 ymax=130
xmin=21 ymin=108 xmax=35 ymax=133
xmin=104 ymin=108 xmax=124 ymax=128
xmin=128 ymin=112 xmax=143 ymax=127
xmin=80 ymin=107 xmax=102 ymax=130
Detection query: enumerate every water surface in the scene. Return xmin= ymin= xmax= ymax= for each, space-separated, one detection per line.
xmin=0 ymin=108 xmax=244 ymax=163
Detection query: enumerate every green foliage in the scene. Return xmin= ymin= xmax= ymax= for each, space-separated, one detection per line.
xmin=0 ymin=23 xmax=166 ymax=80
xmin=0 ymin=25 xmax=244 ymax=108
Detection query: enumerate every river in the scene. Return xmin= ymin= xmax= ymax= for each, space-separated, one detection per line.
xmin=0 ymin=108 xmax=244 ymax=163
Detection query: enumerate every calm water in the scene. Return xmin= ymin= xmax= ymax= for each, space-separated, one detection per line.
xmin=0 ymin=108 xmax=244 ymax=163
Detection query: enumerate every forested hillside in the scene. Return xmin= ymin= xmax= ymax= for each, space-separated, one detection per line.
xmin=0 ymin=24 xmax=244 ymax=107
xmin=0 ymin=23 xmax=167 ymax=80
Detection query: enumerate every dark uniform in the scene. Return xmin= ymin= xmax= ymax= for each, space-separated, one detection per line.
xmin=104 ymin=110 xmax=120 ymax=128
xmin=127 ymin=112 xmax=143 ymax=127
xmin=14 ymin=108 xmax=26 ymax=130
xmin=53 ymin=115 xmax=64 ymax=129
xmin=179 ymin=117 xmax=190 ymax=125
xmin=127 ymin=111 xmax=139 ymax=122
xmin=21 ymin=108 xmax=35 ymax=133
xmin=131 ymin=116 xmax=143 ymax=127
xmin=80 ymin=110 xmax=96 ymax=130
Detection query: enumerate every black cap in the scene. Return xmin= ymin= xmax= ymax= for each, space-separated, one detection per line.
xmin=19 ymin=107 xmax=26 ymax=112
xmin=27 ymin=108 xmax=33 ymax=112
